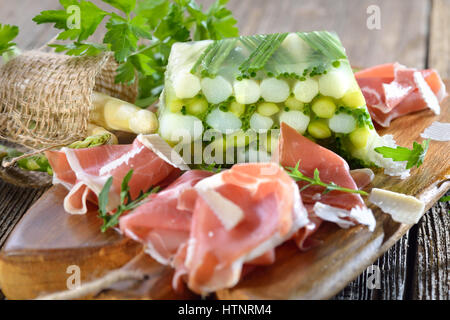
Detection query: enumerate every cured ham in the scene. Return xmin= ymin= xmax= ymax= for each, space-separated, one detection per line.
xmin=119 ymin=170 xmax=214 ymax=265
xmin=355 ymin=63 xmax=447 ymax=127
xmin=46 ymin=134 xmax=186 ymax=214
xmin=173 ymin=162 xmax=309 ymax=294
xmin=276 ymin=122 xmax=375 ymax=233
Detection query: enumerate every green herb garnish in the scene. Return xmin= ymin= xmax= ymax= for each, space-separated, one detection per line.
xmin=192 ymin=38 xmax=237 ymax=77
xmin=439 ymin=195 xmax=450 ymax=202
xmin=0 ymin=133 xmax=113 ymax=176
xmin=297 ymin=31 xmax=347 ymax=61
xmin=33 ymin=0 xmax=239 ymax=107
xmin=98 ymin=169 xmax=160 ymax=232
xmin=286 ymin=161 xmax=368 ymax=196
xmin=374 ymin=139 xmax=430 ymax=169
xmin=0 ymin=23 xmax=19 ymax=57
xmin=197 ymin=162 xmax=222 ymax=173
xmin=238 ymin=33 xmax=288 ymax=77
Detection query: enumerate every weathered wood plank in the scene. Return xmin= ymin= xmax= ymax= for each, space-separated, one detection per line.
xmin=217 ymin=0 xmax=429 ymax=67
xmin=0 ymin=0 xmax=59 ymax=50
xmin=0 ymin=182 xmax=47 ymax=249
xmin=414 ymin=193 xmax=450 ymax=300
xmin=0 ymin=0 xmax=58 ymax=250
xmin=429 ymin=0 xmax=450 ymax=78
xmin=411 ymin=0 xmax=450 ymax=300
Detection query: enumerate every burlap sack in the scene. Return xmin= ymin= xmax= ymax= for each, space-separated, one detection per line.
xmin=0 ymin=50 xmax=138 ymax=187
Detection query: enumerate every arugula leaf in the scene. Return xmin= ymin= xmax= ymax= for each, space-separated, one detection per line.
xmin=375 ymin=139 xmax=430 ymax=169
xmin=440 ymin=195 xmax=450 ymax=202
xmin=0 ymin=24 xmax=19 ymax=56
xmin=98 ymin=176 xmax=113 ymax=216
xmin=33 ymin=0 xmax=239 ymax=107
xmin=98 ymin=169 xmax=160 ymax=232
xmin=286 ymin=162 xmax=368 ymax=196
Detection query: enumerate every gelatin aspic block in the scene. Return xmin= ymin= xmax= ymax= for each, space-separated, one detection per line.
xmin=158 ymin=31 xmax=409 ymax=177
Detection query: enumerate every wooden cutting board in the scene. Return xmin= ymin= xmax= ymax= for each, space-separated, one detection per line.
xmin=0 ymin=82 xmax=449 ymax=300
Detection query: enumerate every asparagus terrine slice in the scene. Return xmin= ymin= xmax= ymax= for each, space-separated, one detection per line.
xmin=158 ymin=31 xmax=409 ymax=177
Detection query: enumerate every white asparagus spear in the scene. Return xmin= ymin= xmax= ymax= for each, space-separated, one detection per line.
xmin=90 ymin=92 xmax=158 ymax=134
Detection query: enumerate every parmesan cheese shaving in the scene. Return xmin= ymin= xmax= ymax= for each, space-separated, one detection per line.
xmin=420 ymin=121 xmax=450 ymax=141
xmin=137 ymin=134 xmax=190 ymax=171
xmin=369 ymin=188 xmax=425 ymax=224
xmin=198 ymin=189 xmax=244 ymax=230
xmin=313 ymin=202 xmax=376 ymax=231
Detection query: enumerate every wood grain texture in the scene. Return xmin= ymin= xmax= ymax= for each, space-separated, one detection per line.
xmin=429 ymin=0 xmax=450 ymax=78
xmin=414 ymin=196 xmax=450 ymax=299
xmin=201 ymin=0 xmax=429 ymax=67
xmin=412 ymin=0 xmax=450 ymax=300
xmin=0 ymin=185 xmax=142 ymax=299
xmin=0 ymin=180 xmax=47 ymax=248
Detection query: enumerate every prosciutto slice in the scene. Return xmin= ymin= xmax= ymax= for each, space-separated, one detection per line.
xmin=46 ymin=134 xmax=185 ymax=214
xmin=173 ymin=162 xmax=309 ymax=294
xmin=119 ymin=170 xmax=214 ymax=265
xmin=355 ymin=63 xmax=447 ymax=127
xmin=276 ymin=123 xmax=375 ymax=236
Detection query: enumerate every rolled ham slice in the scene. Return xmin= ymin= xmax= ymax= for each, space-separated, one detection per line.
xmin=276 ymin=123 xmax=376 ymax=237
xmin=173 ymin=162 xmax=309 ymax=294
xmin=46 ymin=134 xmax=183 ymax=214
xmin=356 ymin=63 xmax=447 ymax=127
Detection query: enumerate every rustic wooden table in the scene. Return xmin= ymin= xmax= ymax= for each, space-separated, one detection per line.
xmin=0 ymin=0 xmax=448 ymax=300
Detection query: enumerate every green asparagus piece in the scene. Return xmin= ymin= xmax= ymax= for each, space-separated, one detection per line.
xmin=0 ymin=133 xmax=113 ymax=175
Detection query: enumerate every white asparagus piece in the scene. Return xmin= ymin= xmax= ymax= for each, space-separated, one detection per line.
xmin=233 ymin=79 xmax=261 ymax=104
xmin=279 ymin=110 xmax=310 ymax=134
xmin=328 ymin=113 xmax=356 ymax=134
xmin=206 ymin=108 xmax=242 ymax=134
xmin=260 ymin=78 xmax=290 ymax=103
xmin=249 ymin=113 xmax=274 ymax=132
xmin=293 ymin=78 xmax=319 ymax=103
xmin=201 ymin=76 xmax=233 ymax=104
xmin=90 ymin=92 xmax=158 ymax=134
xmin=159 ymin=113 xmax=203 ymax=143
xmin=318 ymin=67 xmax=351 ymax=99
xmin=173 ymin=72 xmax=201 ymax=99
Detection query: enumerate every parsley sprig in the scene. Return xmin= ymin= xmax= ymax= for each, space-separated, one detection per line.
xmin=374 ymin=139 xmax=430 ymax=170
xmin=98 ymin=169 xmax=160 ymax=232
xmin=0 ymin=23 xmax=19 ymax=57
xmin=33 ymin=0 xmax=239 ymax=107
xmin=197 ymin=162 xmax=222 ymax=173
xmin=286 ymin=162 xmax=368 ymax=196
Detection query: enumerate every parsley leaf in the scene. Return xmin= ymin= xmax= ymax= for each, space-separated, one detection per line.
xmin=33 ymin=0 xmax=239 ymax=107
xmin=98 ymin=169 xmax=160 ymax=232
xmin=103 ymin=0 xmax=136 ymax=15
xmin=34 ymin=0 xmax=107 ymax=42
xmin=374 ymin=139 xmax=430 ymax=169
xmin=0 ymin=24 xmax=19 ymax=56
